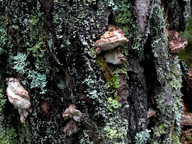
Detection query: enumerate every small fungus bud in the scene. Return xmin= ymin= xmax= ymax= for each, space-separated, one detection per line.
xmin=62 ymin=104 xmax=82 ymax=122
xmin=147 ymin=108 xmax=156 ymax=118
xmin=40 ymin=101 xmax=51 ymax=117
xmin=63 ymin=120 xmax=77 ymax=136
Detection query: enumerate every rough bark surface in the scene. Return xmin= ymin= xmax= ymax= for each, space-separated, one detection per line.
xmin=0 ymin=0 xmax=191 ymax=144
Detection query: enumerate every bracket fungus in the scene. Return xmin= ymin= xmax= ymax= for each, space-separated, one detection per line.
xmin=62 ymin=104 xmax=82 ymax=136
xmin=168 ymin=30 xmax=188 ymax=54
xmin=93 ymin=25 xmax=128 ymax=53
xmin=6 ymin=78 xmax=31 ymax=123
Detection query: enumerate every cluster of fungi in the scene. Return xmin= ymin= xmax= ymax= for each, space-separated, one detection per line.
xmin=4 ymin=26 xmax=189 ymax=138
xmin=93 ymin=27 xmax=188 ymax=64
xmin=6 ymin=78 xmax=83 ymax=136
xmin=93 ymin=25 xmax=128 ymax=65
xmin=6 ymin=78 xmax=83 ymax=135
xmin=62 ymin=104 xmax=82 ymax=136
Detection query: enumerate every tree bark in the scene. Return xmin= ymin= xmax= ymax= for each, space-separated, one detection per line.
xmin=0 ymin=0 xmax=190 ymax=144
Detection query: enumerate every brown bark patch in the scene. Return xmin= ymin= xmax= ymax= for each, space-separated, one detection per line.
xmin=117 ymin=73 xmax=129 ymax=104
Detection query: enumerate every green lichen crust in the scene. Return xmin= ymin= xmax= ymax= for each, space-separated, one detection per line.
xmin=148 ymin=0 xmax=183 ymax=143
xmin=113 ymin=1 xmax=149 ymax=143
xmin=1 ymin=1 xmax=68 ymax=143
xmin=0 ymin=14 xmax=27 ymax=144
xmin=135 ymin=129 xmax=151 ymax=144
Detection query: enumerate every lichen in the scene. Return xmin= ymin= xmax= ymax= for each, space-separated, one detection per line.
xmin=107 ymin=97 xmax=121 ymax=112
xmin=148 ymin=0 xmax=184 ymax=143
xmin=13 ymin=53 xmax=28 ymax=74
xmin=0 ymin=20 xmax=7 ymax=55
xmin=111 ymin=0 xmax=131 ymax=36
xmin=10 ymin=52 xmax=48 ymax=94
xmin=0 ymin=14 xmax=25 ymax=144
xmin=113 ymin=0 xmax=142 ymax=51
xmin=135 ymin=129 xmax=151 ymax=144
xmin=80 ymin=130 xmax=94 ymax=144
xmin=1 ymin=0 xmax=188 ymax=143
xmin=103 ymin=117 xmax=128 ymax=143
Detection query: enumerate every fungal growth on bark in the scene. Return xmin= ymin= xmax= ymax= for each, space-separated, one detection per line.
xmin=62 ymin=104 xmax=82 ymax=122
xmin=63 ymin=120 xmax=77 ymax=136
xmin=94 ymin=25 xmax=128 ymax=64
xmin=0 ymin=0 xmax=190 ymax=143
xmin=104 ymin=48 xmax=127 ymax=65
xmin=94 ymin=25 xmax=128 ymax=53
xmin=147 ymin=108 xmax=156 ymax=118
xmin=40 ymin=101 xmax=51 ymax=117
xmin=6 ymin=78 xmax=31 ymax=123
xmin=62 ymin=104 xmax=82 ymax=136
xmin=189 ymin=69 xmax=192 ymax=78
xmin=168 ymin=30 xmax=188 ymax=53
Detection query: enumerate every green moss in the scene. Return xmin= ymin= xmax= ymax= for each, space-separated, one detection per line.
xmin=88 ymin=47 xmax=97 ymax=58
xmin=110 ymin=76 xmax=120 ymax=89
xmin=0 ymin=127 xmax=19 ymax=144
xmin=97 ymin=56 xmax=120 ymax=89
xmin=153 ymin=124 xmax=167 ymax=137
xmin=172 ymin=128 xmax=181 ymax=144
xmin=29 ymin=15 xmax=40 ymax=26
xmin=107 ymin=97 xmax=121 ymax=112
xmin=83 ymin=56 xmax=128 ymax=143
xmin=179 ymin=14 xmax=192 ymax=68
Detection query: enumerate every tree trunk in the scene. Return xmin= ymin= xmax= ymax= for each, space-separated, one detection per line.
xmin=0 ymin=0 xmax=190 ymax=144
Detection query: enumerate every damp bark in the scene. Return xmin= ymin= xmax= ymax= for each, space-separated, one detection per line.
xmin=0 ymin=0 xmax=190 ymax=144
